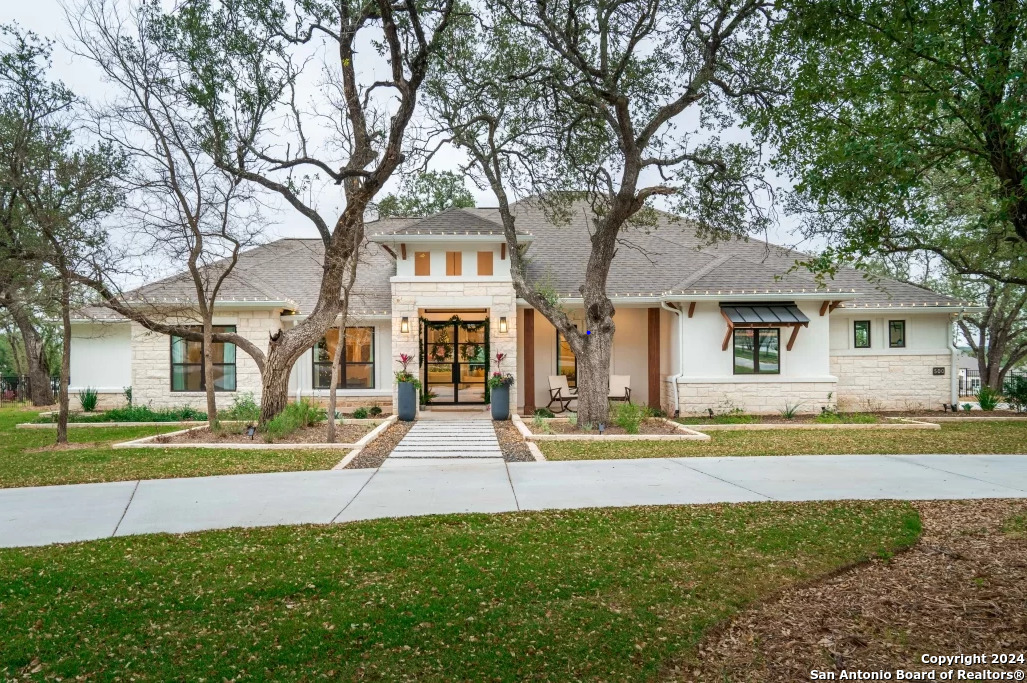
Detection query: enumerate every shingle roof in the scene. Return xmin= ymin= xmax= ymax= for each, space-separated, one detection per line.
xmin=90 ymin=197 xmax=965 ymax=319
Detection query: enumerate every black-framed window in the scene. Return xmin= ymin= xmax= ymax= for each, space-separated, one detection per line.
xmin=313 ymin=327 xmax=375 ymax=389
xmin=888 ymin=320 xmax=906 ymax=348
xmin=854 ymin=320 xmax=871 ymax=348
xmin=170 ymin=325 xmax=237 ymax=391
xmin=557 ymin=331 xmax=576 ymax=387
xmin=733 ymin=328 xmax=780 ymax=374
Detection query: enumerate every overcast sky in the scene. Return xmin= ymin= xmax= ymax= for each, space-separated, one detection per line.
xmin=6 ymin=0 xmax=804 ymax=252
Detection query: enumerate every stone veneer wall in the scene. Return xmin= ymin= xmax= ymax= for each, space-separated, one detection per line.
xmin=675 ymin=380 xmax=837 ymax=415
xmin=831 ymin=353 xmax=951 ymax=412
xmin=130 ymin=310 xmax=281 ymax=410
xmin=390 ymin=281 xmax=518 ymax=414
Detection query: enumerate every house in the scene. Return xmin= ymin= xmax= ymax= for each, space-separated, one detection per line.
xmin=69 ymin=199 xmax=972 ymax=415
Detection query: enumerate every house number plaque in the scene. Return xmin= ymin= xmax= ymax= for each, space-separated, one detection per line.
xmin=932 ymin=367 xmax=945 ymax=375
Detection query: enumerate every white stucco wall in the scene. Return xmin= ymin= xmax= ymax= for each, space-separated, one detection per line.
xmin=70 ymin=322 xmax=132 ymax=394
xmin=393 ymin=242 xmax=512 ymax=279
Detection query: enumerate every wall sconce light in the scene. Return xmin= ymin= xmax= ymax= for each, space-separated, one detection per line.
xmin=499 ymin=316 xmax=508 ymax=333
xmin=400 ymin=317 xmax=410 ymax=334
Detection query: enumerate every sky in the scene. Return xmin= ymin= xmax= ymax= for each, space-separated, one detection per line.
xmin=5 ymin=0 xmax=805 ymax=254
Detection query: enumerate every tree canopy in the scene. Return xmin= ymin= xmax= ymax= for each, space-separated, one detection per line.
xmin=376 ymin=171 xmax=475 ymax=218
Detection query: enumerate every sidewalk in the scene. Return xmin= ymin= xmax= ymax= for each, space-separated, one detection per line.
xmin=2 ymin=453 xmax=1027 ymax=548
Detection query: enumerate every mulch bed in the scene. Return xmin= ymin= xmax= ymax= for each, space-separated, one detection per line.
xmin=494 ymin=420 xmax=534 ymax=462
xmin=680 ymin=499 xmax=1027 ymax=682
xmin=539 ymin=418 xmax=680 ymax=435
xmin=345 ymin=421 xmax=412 ymax=469
xmin=157 ymin=422 xmax=374 ymax=445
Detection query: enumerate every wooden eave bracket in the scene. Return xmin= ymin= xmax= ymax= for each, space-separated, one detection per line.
xmin=721 ymin=307 xmax=809 ymax=352
xmin=820 ymin=300 xmax=842 ymax=316
xmin=400 ymin=243 xmax=407 ymax=260
xmin=687 ymin=302 xmax=696 ymax=318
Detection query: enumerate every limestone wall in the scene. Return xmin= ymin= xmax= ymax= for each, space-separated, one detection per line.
xmin=831 ymin=353 xmax=951 ymax=412
xmin=675 ymin=380 xmax=838 ymax=416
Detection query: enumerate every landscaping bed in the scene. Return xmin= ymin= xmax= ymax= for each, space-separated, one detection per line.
xmin=0 ymin=501 xmax=918 ymax=681
xmin=344 ymin=421 xmax=412 ymax=469
xmin=538 ymin=417 xmax=681 ymax=435
xmin=493 ymin=420 xmax=535 ymax=462
xmin=155 ymin=422 xmax=375 ymax=445
xmin=687 ymin=499 xmax=1027 ymax=682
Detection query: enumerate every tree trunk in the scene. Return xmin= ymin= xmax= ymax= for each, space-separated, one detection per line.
xmin=57 ymin=280 xmax=72 ymax=445
xmin=7 ymin=298 xmax=53 ymax=406
xmin=574 ymin=288 xmax=617 ymax=426
xmin=326 ymin=321 xmax=345 ymax=443
xmin=202 ymin=319 xmax=218 ymax=429
xmin=259 ymin=343 xmax=293 ymax=425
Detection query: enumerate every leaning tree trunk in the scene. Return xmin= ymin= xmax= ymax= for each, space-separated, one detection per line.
xmin=56 ymin=279 xmax=72 ymax=445
xmin=326 ymin=321 xmax=346 ymax=443
xmin=259 ymin=340 xmax=295 ymax=425
xmin=574 ymin=292 xmax=617 ymax=427
xmin=202 ymin=319 xmax=218 ymax=429
xmin=8 ymin=301 xmax=54 ymax=406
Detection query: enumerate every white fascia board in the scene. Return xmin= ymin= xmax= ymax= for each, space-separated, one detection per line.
xmin=663 ymin=292 xmax=860 ymax=302
xmin=369 ymin=233 xmax=533 ymax=244
xmin=833 ymin=305 xmax=985 ymax=314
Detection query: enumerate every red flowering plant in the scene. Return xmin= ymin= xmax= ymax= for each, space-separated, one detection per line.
xmin=487 ymin=352 xmax=514 ymax=388
xmin=395 ymin=353 xmax=421 ymax=388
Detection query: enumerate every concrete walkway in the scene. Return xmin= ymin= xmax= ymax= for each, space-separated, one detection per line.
xmin=3 ymin=453 xmax=1027 ymax=548
xmin=390 ymin=420 xmax=502 ymax=459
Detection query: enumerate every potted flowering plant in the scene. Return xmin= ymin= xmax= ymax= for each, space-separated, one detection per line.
xmin=487 ymin=352 xmax=515 ymax=420
xmin=395 ymin=353 xmax=420 ymax=421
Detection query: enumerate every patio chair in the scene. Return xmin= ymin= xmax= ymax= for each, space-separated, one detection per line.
xmin=547 ymin=375 xmax=577 ymax=413
xmin=608 ymin=375 xmax=631 ymax=403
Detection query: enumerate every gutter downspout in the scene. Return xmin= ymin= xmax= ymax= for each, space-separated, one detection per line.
xmin=948 ymin=309 xmax=964 ymax=407
xmin=661 ymin=301 xmax=684 ymax=417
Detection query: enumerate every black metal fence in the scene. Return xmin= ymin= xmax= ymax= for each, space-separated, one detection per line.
xmin=959 ymin=368 xmax=1027 ymax=396
xmin=0 ymin=375 xmax=62 ymax=406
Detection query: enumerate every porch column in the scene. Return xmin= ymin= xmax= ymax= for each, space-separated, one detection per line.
xmin=523 ymin=309 xmax=536 ymax=414
xmin=648 ymin=307 xmax=660 ymax=407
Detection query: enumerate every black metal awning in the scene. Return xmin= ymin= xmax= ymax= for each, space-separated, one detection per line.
xmin=719 ymin=302 xmax=810 ymax=325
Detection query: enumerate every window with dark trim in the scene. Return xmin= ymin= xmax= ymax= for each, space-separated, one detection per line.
xmin=170 ymin=326 xmax=237 ymax=392
xmin=888 ymin=320 xmax=906 ymax=348
xmin=854 ymin=320 xmax=871 ymax=348
xmin=733 ymin=328 xmax=780 ymax=374
xmin=313 ymin=327 xmax=375 ymax=389
xmin=556 ymin=331 xmax=576 ymax=387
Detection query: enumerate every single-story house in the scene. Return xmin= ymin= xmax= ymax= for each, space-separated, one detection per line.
xmin=70 ymin=199 xmax=973 ymax=415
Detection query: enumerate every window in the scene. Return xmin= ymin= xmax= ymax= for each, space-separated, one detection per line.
xmin=557 ymin=332 xmax=576 ymax=387
xmin=414 ymin=251 xmax=430 ymax=276
xmin=889 ymin=320 xmax=906 ymax=348
xmin=854 ymin=320 xmax=871 ymax=348
xmin=733 ymin=328 xmax=780 ymax=374
xmin=170 ymin=326 xmax=237 ymax=391
xmin=477 ymin=251 xmax=494 ymax=276
xmin=445 ymin=251 xmax=462 ymax=276
xmin=313 ymin=327 xmax=375 ymax=389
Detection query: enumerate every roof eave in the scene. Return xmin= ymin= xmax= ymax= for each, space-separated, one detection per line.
xmin=368 ymin=233 xmax=533 ymax=244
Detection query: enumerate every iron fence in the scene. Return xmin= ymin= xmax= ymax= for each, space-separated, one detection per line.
xmin=0 ymin=375 xmax=62 ymax=406
xmin=959 ymin=368 xmax=1027 ymax=396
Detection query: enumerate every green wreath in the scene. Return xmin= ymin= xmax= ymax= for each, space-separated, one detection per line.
xmin=461 ymin=343 xmax=483 ymax=361
xmin=430 ymin=343 xmax=450 ymax=361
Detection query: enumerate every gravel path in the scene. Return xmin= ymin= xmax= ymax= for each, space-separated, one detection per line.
xmin=345 ymin=422 xmax=412 ymax=469
xmin=494 ymin=420 xmax=534 ymax=462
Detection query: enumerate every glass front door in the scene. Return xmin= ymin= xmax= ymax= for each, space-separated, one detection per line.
xmin=423 ymin=318 xmax=489 ymax=404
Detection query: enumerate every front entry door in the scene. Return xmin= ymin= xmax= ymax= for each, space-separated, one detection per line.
xmin=423 ymin=318 xmax=490 ymax=404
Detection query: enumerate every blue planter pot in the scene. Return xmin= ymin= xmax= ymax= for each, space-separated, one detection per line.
xmin=398 ymin=382 xmax=417 ymax=421
xmin=490 ymin=385 xmax=510 ymax=420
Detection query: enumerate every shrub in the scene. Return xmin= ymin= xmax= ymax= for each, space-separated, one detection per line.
xmin=123 ymin=386 xmax=133 ymax=407
xmin=533 ymin=407 xmax=556 ymax=418
xmin=1003 ymin=375 xmax=1027 ymax=413
xmin=220 ymin=392 xmax=260 ymax=421
xmin=613 ymin=401 xmax=643 ymax=435
xmin=79 ymin=387 xmax=99 ymax=412
xmin=976 ymin=385 xmax=1001 ymax=411
xmin=369 ymin=405 xmax=383 ymax=417
xmin=962 ymin=403 xmax=973 ymax=412
xmin=60 ymin=405 xmax=207 ymax=423
xmin=262 ymin=399 xmax=326 ymax=442
xmin=781 ymin=403 xmax=802 ymax=419
xmin=642 ymin=406 xmax=667 ymax=418
xmin=352 ymin=407 xmax=369 ymax=419
xmin=531 ymin=413 xmax=552 ymax=434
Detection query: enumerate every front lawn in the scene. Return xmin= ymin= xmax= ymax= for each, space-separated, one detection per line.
xmin=539 ymin=421 xmax=1027 ymax=460
xmin=0 ymin=501 xmax=919 ymax=681
xmin=0 ymin=407 xmax=345 ymax=488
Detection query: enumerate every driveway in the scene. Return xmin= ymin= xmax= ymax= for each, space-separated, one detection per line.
xmin=2 ymin=453 xmax=1027 ymax=548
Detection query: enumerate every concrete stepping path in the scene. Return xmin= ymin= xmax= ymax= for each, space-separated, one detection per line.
xmin=3 ymin=453 xmax=1027 ymax=547
xmin=389 ymin=420 xmax=503 ymax=459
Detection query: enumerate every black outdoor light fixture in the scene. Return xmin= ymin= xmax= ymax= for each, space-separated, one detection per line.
xmin=499 ymin=316 xmax=508 ymax=333
xmin=400 ymin=317 xmax=410 ymax=334
xmin=598 ymin=422 xmax=606 ymax=435
xmin=246 ymin=424 xmax=256 ymax=440
xmin=707 ymin=408 xmax=714 ymax=418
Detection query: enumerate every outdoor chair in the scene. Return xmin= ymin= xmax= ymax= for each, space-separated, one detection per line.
xmin=547 ymin=375 xmax=577 ymax=413
xmin=608 ymin=375 xmax=631 ymax=403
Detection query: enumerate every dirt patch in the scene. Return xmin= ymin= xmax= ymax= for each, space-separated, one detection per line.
xmin=157 ymin=422 xmax=374 ymax=445
xmin=26 ymin=442 xmax=96 ymax=452
xmin=494 ymin=420 xmax=534 ymax=462
xmin=681 ymin=499 xmax=1027 ymax=682
xmin=346 ymin=421 xmax=412 ymax=469
xmin=536 ymin=418 xmax=680 ymax=435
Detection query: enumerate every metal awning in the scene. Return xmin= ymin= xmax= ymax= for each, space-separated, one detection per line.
xmin=719 ymin=302 xmax=810 ymax=351
xmin=720 ymin=303 xmax=810 ymax=325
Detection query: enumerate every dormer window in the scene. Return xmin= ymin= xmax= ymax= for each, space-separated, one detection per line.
xmin=414 ymin=251 xmax=430 ymax=276
xmin=446 ymin=251 xmax=462 ymax=276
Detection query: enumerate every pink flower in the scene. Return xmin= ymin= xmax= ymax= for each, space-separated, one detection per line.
xmin=398 ymin=353 xmax=414 ymax=371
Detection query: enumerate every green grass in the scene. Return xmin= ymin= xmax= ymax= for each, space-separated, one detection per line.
xmin=678 ymin=413 xmax=762 ymax=424
xmin=541 ymin=421 xmax=1027 ymax=460
xmin=0 ymin=502 xmax=920 ymax=681
xmin=0 ymin=407 xmax=344 ymax=488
